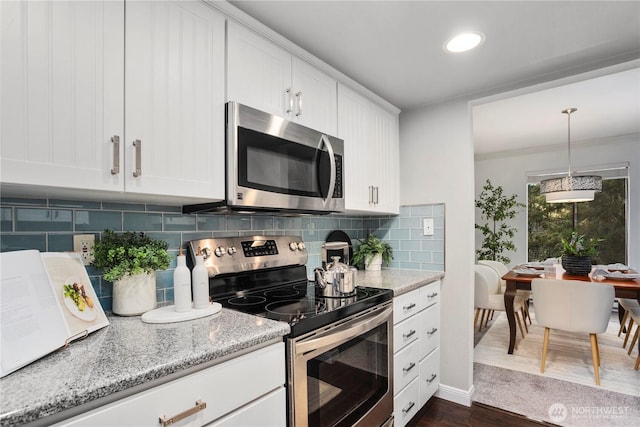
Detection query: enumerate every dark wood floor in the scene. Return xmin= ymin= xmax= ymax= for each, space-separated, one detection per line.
xmin=407 ymin=397 xmax=554 ymax=427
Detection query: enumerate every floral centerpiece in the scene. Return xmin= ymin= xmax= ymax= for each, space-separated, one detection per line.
xmin=560 ymin=232 xmax=600 ymax=276
xmin=92 ymin=230 xmax=171 ymax=315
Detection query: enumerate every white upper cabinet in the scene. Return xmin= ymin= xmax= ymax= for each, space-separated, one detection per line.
xmin=227 ymin=21 xmax=337 ymax=136
xmin=1 ymin=0 xmax=225 ymax=202
xmin=125 ymin=0 xmax=225 ymax=200
xmin=1 ymin=1 xmax=124 ymax=192
xmin=338 ymin=84 xmax=399 ymax=214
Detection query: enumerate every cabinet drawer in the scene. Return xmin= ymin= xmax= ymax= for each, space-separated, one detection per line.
xmin=394 ymin=378 xmax=419 ymax=427
xmin=207 ymin=387 xmax=286 ymax=426
xmin=419 ymin=303 xmax=440 ymax=360
xmin=393 ymin=340 xmax=419 ymax=394
xmin=393 ymin=288 xmax=421 ymax=324
xmin=419 ymin=348 xmax=440 ymax=408
xmin=56 ymin=343 xmax=285 ymax=427
xmin=393 ymin=313 xmax=420 ymax=352
xmin=420 ymin=280 xmax=440 ymax=309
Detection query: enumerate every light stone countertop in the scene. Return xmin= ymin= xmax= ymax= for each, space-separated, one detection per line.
xmin=357 ymin=269 xmax=444 ymax=296
xmin=0 ymin=309 xmax=290 ymax=427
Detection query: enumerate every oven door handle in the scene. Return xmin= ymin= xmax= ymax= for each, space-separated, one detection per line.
xmin=318 ymin=134 xmax=336 ymax=208
xmin=295 ymin=305 xmax=391 ymax=357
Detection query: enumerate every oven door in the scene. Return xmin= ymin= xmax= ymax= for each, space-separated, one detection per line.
xmin=288 ymin=303 xmax=393 ymax=427
xmin=228 ymin=101 xmax=344 ymax=213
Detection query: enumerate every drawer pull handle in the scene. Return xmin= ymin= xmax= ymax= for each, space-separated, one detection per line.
xmin=426 ymin=373 xmax=438 ymax=384
xmin=403 ymin=329 xmax=416 ymax=339
xmin=159 ymin=400 xmax=206 ymax=426
xmin=110 ymin=135 xmax=120 ymax=175
xmin=133 ymin=139 xmax=142 ymax=177
xmin=427 ymin=327 xmax=438 ymax=335
xmin=402 ymin=401 xmax=415 ymax=414
xmin=428 ymin=292 xmax=438 ymax=298
xmin=403 ymin=302 xmax=416 ymax=311
xmin=403 ymin=362 xmax=416 ymax=373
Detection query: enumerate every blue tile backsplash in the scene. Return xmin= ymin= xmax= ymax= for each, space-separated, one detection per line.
xmin=0 ymin=198 xmax=444 ymax=312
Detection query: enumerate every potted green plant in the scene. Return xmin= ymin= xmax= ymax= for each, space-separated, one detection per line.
xmin=352 ymin=234 xmax=393 ymax=271
xmin=560 ymin=232 xmax=600 ymax=276
xmin=92 ymin=230 xmax=171 ymax=315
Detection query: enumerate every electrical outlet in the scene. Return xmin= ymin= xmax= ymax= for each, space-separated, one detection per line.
xmin=73 ymin=234 xmax=95 ymax=265
xmin=423 ymin=218 xmax=434 ymax=236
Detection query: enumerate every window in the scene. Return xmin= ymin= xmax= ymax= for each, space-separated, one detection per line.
xmin=527 ymin=176 xmax=628 ymax=264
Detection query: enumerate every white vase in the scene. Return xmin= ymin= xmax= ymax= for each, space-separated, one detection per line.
xmin=112 ymin=272 xmax=157 ymax=316
xmin=366 ymin=253 xmax=383 ymax=271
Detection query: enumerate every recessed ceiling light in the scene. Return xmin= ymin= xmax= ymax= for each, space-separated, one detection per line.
xmin=444 ymin=32 xmax=485 ymax=53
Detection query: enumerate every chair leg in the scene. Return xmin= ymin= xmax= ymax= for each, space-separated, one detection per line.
xmin=515 ymin=311 xmax=525 ymax=339
xmin=525 ymin=301 xmax=532 ymax=325
xmin=478 ymin=309 xmax=487 ymax=332
xmin=541 ymin=327 xmax=550 ymax=373
xmin=618 ymin=311 xmax=630 ymax=337
xmin=635 ymin=353 xmax=640 ymax=371
xmin=590 ymin=333 xmax=601 ymax=385
xmin=521 ymin=307 xmax=529 ymax=333
xmin=628 ymin=326 xmax=639 ymax=356
xmin=483 ymin=310 xmax=493 ymax=328
xmin=623 ymin=318 xmax=635 ymax=348
xmin=474 ymin=308 xmax=481 ymax=329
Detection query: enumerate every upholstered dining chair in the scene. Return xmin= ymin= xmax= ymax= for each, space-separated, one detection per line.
xmin=531 ymin=278 xmax=615 ymax=385
xmin=478 ymin=259 xmax=532 ymax=327
xmin=474 ymin=264 xmax=527 ymax=343
xmin=617 ymin=299 xmax=640 ymax=370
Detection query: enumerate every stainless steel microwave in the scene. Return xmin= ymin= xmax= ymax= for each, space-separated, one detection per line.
xmin=183 ymin=102 xmax=344 ymax=215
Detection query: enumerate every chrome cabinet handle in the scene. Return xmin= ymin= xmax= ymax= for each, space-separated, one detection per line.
xmin=403 ymin=329 xmax=416 ymax=339
xmin=403 ymin=302 xmax=416 ymax=311
xmin=295 ymin=91 xmax=303 ymax=116
xmin=374 ymin=186 xmax=379 ymax=204
xmin=426 ymin=373 xmax=438 ymax=383
xmin=402 ymin=401 xmax=415 ymax=414
xmin=110 ymin=135 xmax=120 ymax=175
xmin=133 ymin=139 xmax=142 ymax=177
xmin=427 ymin=327 xmax=438 ymax=335
xmin=285 ymin=88 xmax=293 ymax=114
xmin=402 ymin=362 xmax=416 ymax=373
xmin=159 ymin=400 xmax=206 ymax=426
xmin=428 ymin=292 xmax=438 ymax=298
xmin=369 ymin=186 xmax=373 ymax=204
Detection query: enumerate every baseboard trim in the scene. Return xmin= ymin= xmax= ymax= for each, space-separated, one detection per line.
xmin=435 ymin=383 xmax=474 ymax=407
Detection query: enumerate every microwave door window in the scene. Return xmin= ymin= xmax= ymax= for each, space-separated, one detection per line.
xmin=239 ymin=127 xmax=320 ymax=196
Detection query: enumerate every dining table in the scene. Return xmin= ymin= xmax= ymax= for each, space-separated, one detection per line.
xmin=502 ymin=266 xmax=640 ymax=354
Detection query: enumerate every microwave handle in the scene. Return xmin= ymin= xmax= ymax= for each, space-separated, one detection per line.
xmin=319 ymin=134 xmax=336 ymax=208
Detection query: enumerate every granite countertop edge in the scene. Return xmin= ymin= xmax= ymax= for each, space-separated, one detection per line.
xmin=357 ymin=269 xmax=445 ymax=296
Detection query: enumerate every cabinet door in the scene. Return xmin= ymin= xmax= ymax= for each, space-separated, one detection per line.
xmin=291 ymin=57 xmax=337 ymax=135
xmin=1 ymin=1 xmax=124 ymax=191
xmin=125 ymin=0 xmax=225 ymax=199
xmin=370 ymin=103 xmax=400 ymax=214
xmin=337 ymin=83 xmax=374 ymax=212
xmin=227 ymin=21 xmax=292 ymax=118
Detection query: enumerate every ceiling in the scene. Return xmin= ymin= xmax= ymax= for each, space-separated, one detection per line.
xmin=227 ymin=1 xmax=640 ymax=154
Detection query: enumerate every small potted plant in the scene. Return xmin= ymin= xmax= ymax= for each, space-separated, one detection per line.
xmin=92 ymin=230 xmax=171 ymax=315
xmin=352 ymin=234 xmax=393 ymax=271
xmin=560 ymin=232 xmax=600 ymax=276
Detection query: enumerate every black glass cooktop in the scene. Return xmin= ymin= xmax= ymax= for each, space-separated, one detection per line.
xmin=209 ymin=265 xmax=393 ymax=337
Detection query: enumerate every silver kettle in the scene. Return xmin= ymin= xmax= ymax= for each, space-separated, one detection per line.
xmin=314 ymin=256 xmax=357 ymax=297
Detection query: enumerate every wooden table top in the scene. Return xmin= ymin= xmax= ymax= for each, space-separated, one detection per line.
xmin=502 ymin=267 xmax=640 ymax=292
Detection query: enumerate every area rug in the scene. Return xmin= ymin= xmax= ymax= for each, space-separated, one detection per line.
xmin=473 ymin=311 xmax=640 ymax=426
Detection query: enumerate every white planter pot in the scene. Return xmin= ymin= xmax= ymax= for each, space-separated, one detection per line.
xmin=365 ymin=253 xmax=383 ymax=271
xmin=112 ymin=272 xmax=157 ymax=316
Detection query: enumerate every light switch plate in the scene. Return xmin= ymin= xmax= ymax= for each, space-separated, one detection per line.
xmin=423 ymin=218 xmax=434 ymax=236
xmin=73 ymin=234 xmax=95 ymax=265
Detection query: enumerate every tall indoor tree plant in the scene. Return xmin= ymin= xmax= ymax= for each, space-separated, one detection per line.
xmin=475 ymin=179 xmax=525 ymax=264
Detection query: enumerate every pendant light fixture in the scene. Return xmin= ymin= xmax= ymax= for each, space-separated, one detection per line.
xmin=539 ymin=108 xmax=602 ymax=203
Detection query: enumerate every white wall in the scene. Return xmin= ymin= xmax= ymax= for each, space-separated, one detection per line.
xmin=399 ymin=100 xmax=475 ymax=404
xmin=474 ymin=134 xmax=640 ymax=269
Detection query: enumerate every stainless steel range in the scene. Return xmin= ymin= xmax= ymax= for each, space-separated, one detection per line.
xmin=187 ymin=235 xmax=394 ymax=427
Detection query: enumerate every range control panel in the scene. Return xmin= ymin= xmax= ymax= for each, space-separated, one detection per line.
xmin=187 ymin=235 xmax=307 ymax=277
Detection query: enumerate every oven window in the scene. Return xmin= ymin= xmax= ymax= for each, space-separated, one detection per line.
xmin=306 ymin=322 xmax=389 ymax=427
xmin=238 ymin=127 xmax=332 ymax=197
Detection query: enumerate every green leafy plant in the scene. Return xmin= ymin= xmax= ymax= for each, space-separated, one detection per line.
xmin=561 ymin=232 xmax=601 ymax=257
xmin=352 ymin=234 xmax=393 ymax=269
xmin=475 ymin=179 xmax=525 ymax=264
xmin=91 ymin=230 xmax=171 ymax=282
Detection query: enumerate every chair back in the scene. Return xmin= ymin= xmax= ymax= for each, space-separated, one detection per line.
xmin=478 ymin=260 xmax=509 ymax=288
xmin=474 ymin=264 xmax=500 ymax=307
xmin=531 ymin=279 xmax=614 ymax=334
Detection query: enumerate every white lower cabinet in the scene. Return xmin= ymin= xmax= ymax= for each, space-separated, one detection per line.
xmin=54 ymin=343 xmax=285 ymax=427
xmin=392 ymin=281 xmax=441 ymax=427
